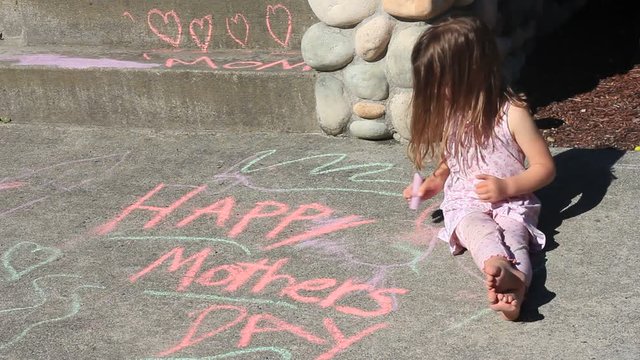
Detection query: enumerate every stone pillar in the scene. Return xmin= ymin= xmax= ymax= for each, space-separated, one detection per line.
xmin=303 ymin=0 xmax=589 ymax=141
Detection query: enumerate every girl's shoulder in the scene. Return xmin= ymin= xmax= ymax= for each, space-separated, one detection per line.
xmin=505 ymin=102 xmax=533 ymax=137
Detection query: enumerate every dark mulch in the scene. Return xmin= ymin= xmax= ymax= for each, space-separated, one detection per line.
xmin=516 ymin=0 xmax=640 ymax=150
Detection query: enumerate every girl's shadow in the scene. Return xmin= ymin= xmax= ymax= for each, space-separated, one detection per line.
xmin=520 ymin=148 xmax=624 ymax=321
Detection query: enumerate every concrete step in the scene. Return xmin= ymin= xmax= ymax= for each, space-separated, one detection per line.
xmin=0 ymin=46 xmax=318 ymax=132
xmin=0 ymin=0 xmax=316 ymax=51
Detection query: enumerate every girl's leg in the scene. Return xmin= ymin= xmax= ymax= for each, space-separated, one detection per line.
xmin=494 ymin=215 xmax=532 ymax=287
xmin=454 ymin=211 xmax=526 ymax=321
xmin=454 ymin=211 xmax=511 ymax=270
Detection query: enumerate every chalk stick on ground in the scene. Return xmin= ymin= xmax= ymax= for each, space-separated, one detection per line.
xmin=409 ymin=172 xmax=424 ymax=210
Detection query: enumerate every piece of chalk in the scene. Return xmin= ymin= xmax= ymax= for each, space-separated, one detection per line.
xmin=409 ymin=172 xmax=424 ymax=210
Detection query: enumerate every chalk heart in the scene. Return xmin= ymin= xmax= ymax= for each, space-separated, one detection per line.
xmin=148 ymin=9 xmax=183 ymax=48
xmin=226 ymin=13 xmax=250 ymax=47
xmin=266 ymin=4 xmax=293 ymax=48
xmin=2 ymin=242 xmax=62 ymax=281
xmin=190 ymin=15 xmax=213 ymax=52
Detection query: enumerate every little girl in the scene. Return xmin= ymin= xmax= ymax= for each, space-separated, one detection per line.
xmin=403 ymin=16 xmax=555 ymax=320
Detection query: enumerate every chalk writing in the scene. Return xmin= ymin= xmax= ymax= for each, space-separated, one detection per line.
xmin=128 ymin=247 xmax=408 ymax=318
xmin=153 ymin=304 xmax=389 ymax=359
xmin=95 ymin=189 xmax=375 ymax=251
xmin=117 ymin=4 xmax=308 ymax=72
xmin=83 ymin=149 xmax=448 ymax=359
xmin=162 ymin=56 xmax=311 ymax=72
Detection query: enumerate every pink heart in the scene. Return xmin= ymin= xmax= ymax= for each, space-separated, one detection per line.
xmin=226 ymin=13 xmax=250 ymax=48
xmin=266 ymin=4 xmax=292 ymax=48
xmin=147 ymin=9 xmax=182 ymax=48
xmin=190 ymin=15 xmax=213 ymax=52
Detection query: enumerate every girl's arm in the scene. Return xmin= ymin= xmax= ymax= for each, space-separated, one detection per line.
xmin=404 ymin=159 xmax=450 ymax=201
xmin=475 ymin=105 xmax=555 ymax=202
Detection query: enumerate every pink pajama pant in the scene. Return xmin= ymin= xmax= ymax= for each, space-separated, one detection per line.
xmin=454 ymin=211 xmax=532 ymax=287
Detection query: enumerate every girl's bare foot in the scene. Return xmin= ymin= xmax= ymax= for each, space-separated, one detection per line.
xmin=483 ymin=256 xmax=526 ymax=321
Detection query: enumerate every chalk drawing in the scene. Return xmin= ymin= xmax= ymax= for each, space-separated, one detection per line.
xmin=226 ymin=13 xmax=250 ymax=47
xmin=0 ymin=274 xmax=81 ymax=314
xmin=443 ymin=308 xmax=493 ymax=333
xmin=148 ymin=9 xmax=183 ymax=48
xmin=190 ymin=15 xmax=214 ymax=53
xmin=0 ymin=152 xmax=129 ymax=217
xmin=392 ymin=243 xmax=428 ymax=274
xmin=0 ymin=282 xmax=104 ymax=351
xmin=122 ymin=11 xmax=136 ymax=22
xmin=0 ymin=243 xmax=104 ymax=351
xmin=266 ymin=4 xmax=293 ymax=48
xmin=0 ymin=182 xmax=23 ymax=191
xmin=613 ymin=163 xmax=640 ymax=171
xmin=294 ymin=203 xmax=442 ymax=284
xmin=0 ymin=54 xmax=161 ymax=69
xmin=2 ymin=242 xmax=62 ymax=281
xmin=144 ymin=290 xmax=298 ymax=309
xmin=133 ymin=4 xmax=295 ymax=50
xmin=143 ymin=346 xmax=293 ymax=360
xmin=213 ymin=150 xmax=405 ymax=197
xmin=0 ymin=198 xmax=48 ymax=218
xmin=106 ymin=235 xmax=251 ymax=255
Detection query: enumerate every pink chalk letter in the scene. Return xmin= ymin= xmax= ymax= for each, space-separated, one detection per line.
xmin=238 ymin=313 xmax=326 ymax=348
xmin=129 ymin=247 xmax=212 ymax=291
xmin=316 ymin=318 xmax=389 ymax=360
xmin=94 ymin=184 xmax=206 ymax=235
xmin=176 ymin=196 xmax=235 ymax=228
xmin=255 ymin=59 xmax=310 ymax=71
xmin=165 ymin=57 xmax=219 ymax=70
xmin=263 ymin=215 xmax=375 ymax=251
xmin=228 ymin=201 xmax=289 ymax=238
xmin=158 ymin=305 xmax=247 ymax=356
xmin=267 ymin=203 xmax=333 ymax=239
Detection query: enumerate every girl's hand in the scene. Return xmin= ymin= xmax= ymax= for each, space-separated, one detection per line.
xmin=403 ymin=175 xmax=444 ymax=201
xmin=475 ymin=174 xmax=509 ymax=203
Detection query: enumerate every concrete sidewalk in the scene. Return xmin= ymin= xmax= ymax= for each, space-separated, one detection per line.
xmin=0 ymin=123 xmax=638 ymax=359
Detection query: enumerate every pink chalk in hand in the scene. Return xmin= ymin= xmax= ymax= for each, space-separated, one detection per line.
xmin=409 ymin=173 xmax=424 ymax=210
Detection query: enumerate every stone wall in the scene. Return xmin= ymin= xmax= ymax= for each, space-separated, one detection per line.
xmin=302 ymin=0 xmax=588 ymax=141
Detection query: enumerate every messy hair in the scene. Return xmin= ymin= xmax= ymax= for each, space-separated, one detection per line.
xmin=408 ymin=16 xmax=526 ymax=170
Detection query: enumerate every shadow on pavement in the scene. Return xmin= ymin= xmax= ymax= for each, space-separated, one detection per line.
xmin=521 ymin=148 xmax=625 ymax=321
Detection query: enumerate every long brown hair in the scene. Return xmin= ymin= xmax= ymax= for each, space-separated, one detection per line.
xmin=408 ymin=16 xmax=526 ymax=170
